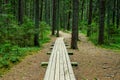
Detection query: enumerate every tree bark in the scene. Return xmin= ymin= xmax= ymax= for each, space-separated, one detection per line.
xmin=106 ymin=0 xmax=111 ymax=39
xmin=67 ymin=11 xmax=71 ymax=30
xmin=67 ymin=0 xmax=71 ymax=31
xmin=40 ymin=0 xmax=43 ymax=21
xmin=44 ymin=0 xmax=50 ymax=25
xmin=116 ymin=0 xmax=119 ymax=28
xmin=45 ymin=0 xmax=48 ymax=23
xmin=56 ymin=0 xmax=59 ymax=37
xmin=112 ymin=0 xmax=116 ymax=25
xmin=0 ymin=0 xmax=2 ymax=14
xmin=18 ymin=0 xmax=23 ymax=25
xmin=87 ymin=0 xmax=92 ymax=37
xmin=98 ymin=0 xmax=106 ymax=44
xmin=52 ymin=0 xmax=57 ymax=35
xmin=81 ymin=0 xmax=84 ymax=20
xmin=34 ymin=0 xmax=40 ymax=46
xmin=71 ymin=0 xmax=79 ymax=49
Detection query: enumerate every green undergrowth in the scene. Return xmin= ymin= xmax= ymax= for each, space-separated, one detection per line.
xmin=101 ymin=39 xmax=120 ymax=51
xmin=0 ymin=46 xmax=39 ymax=76
xmin=0 ymin=36 xmax=50 ymax=77
xmin=89 ymin=33 xmax=120 ymax=51
xmin=79 ymin=20 xmax=120 ymax=51
xmin=0 ymin=30 xmax=51 ymax=77
xmin=61 ymin=29 xmax=71 ymax=33
xmin=0 ymin=46 xmax=37 ymax=76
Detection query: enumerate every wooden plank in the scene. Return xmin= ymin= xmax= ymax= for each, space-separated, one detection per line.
xmin=44 ymin=39 xmax=58 ymax=80
xmin=41 ymin=62 xmax=48 ymax=66
xmin=62 ymin=39 xmax=76 ymax=80
xmin=71 ymin=62 xmax=78 ymax=66
xmin=49 ymin=38 xmax=61 ymax=80
xmin=59 ymin=41 xmax=65 ymax=80
xmin=48 ymin=40 xmax=59 ymax=80
xmin=68 ymin=52 xmax=73 ymax=55
xmin=60 ymin=51 xmax=65 ymax=80
xmin=55 ymin=51 xmax=60 ymax=80
xmin=60 ymin=38 xmax=71 ymax=80
xmin=46 ymin=52 xmax=51 ymax=55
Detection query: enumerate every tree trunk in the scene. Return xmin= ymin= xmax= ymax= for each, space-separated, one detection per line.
xmin=106 ymin=0 xmax=111 ymax=39
xmin=30 ymin=1 xmax=33 ymax=19
xmin=112 ymin=0 xmax=116 ymax=25
xmin=71 ymin=0 xmax=79 ymax=49
xmin=81 ymin=0 xmax=84 ymax=20
xmin=0 ymin=0 xmax=2 ymax=14
xmin=86 ymin=0 xmax=89 ymax=21
xmin=45 ymin=0 xmax=48 ymax=23
xmin=50 ymin=0 xmax=53 ymax=26
xmin=98 ymin=0 xmax=106 ymax=44
xmin=47 ymin=0 xmax=50 ymax=25
xmin=87 ymin=0 xmax=92 ymax=37
xmin=11 ymin=0 xmax=16 ymax=18
xmin=52 ymin=0 xmax=57 ymax=35
xmin=34 ymin=0 xmax=40 ymax=46
xmin=56 ymin=0 xmax=59 ymax=37
xmin=40 ymin=0 xmax=43 ymax=21
xmin=44 ymin=0 xmax=50 ymax=25
xmin=24 ymin=0 xmax=27 ymax=16
xmin=116 ymin=0 xmax=119 ymax=28
xmin=18 ymin=0 xmax=23 ymax=25
xmin=67 ymin=11 xmax=71 ymax=30
xmin=60 ymin=0 xmax=64 ymax=29
xmin=5 ymin=0 xmax=8 ymax=4
xmin=67 ymin=0 xmax=71 ymax=31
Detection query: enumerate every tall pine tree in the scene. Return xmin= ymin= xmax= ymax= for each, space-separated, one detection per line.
xmin=34 ymin=0 xmax=40 ymax=46
xmin=98 ymin=0 xmax=106 ymax=44
xmin=71 ymin=0 xmax=79 ymax=49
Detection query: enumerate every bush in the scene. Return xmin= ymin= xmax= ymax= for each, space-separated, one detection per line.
xmin=0 ymin=14 xmax=35 ymax=47
xmin=79 ymin=20 xmax=87 ymax=31
xmin=39 ymin=21 xmax=50 ymax=40
xmin=10 ymin=56 xmax=20 ymax=63
xmin=0 ymin=58 xmax=10 ymax=68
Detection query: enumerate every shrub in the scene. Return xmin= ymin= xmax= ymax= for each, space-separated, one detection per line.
xmin=10 ymin=56 xmax=20 ymax=63
xmin=0 ymin=58 xmax=10 ymax=68
xmin=39 ymin=21 xmax=50 ymax=40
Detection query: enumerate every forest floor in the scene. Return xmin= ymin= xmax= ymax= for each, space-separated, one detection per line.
xmin=0 ymin=31 xmax=120 ymax=80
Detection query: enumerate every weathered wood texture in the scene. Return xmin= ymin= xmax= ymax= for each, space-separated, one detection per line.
xmin=44 ymin=37 xmax=76 ymax=80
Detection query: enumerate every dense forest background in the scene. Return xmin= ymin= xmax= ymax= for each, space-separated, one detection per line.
xmin=0 ymin=0 xmax=120 ymax=76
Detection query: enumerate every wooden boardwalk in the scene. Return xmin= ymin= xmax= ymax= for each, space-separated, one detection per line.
xmin=44 ymin=37 xmax=76 ymax=80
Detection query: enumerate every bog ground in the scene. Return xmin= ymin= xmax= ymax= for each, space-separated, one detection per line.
xmin=0 ymin=31 xmax=120 ymax=80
